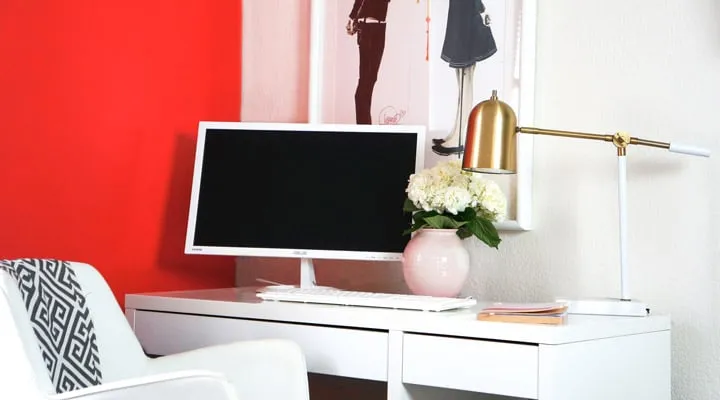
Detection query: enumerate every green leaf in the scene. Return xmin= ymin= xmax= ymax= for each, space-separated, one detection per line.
xmin=412 ymin=210 xmax=437 ymax=224
xmin=402 ymin=219 xmax=427 ymax=235
xmin=456 ymin=226 xmax=473 ymax=239
xmin=403 ymin=198 xmax=420 ymax=212
xmin=423 ymin=215 xmax=467 ymax=229
xmin=456 ymin=207 xmax=477 ymax=222
xmin=466 ymin=217 xmax=501 ymax=249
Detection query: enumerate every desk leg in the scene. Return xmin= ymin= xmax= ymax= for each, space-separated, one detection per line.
xmin=387 ymin=330 xmax=412 ymax=400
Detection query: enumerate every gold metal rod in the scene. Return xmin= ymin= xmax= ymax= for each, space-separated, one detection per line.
xmin=518 ymin=127 xmax=614 ymax=142
xmin=517 ymin=126 xmax=672 ymax=152
xmin=630 ymin=137 xmax=670 ymax=149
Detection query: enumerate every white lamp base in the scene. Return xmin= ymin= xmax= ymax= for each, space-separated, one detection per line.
xmin=555 ymin=297 xmax=650 ymax=317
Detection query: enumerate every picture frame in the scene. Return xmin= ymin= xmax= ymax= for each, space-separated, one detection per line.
xmin=308 ymin=0 xmax=537 ymax=231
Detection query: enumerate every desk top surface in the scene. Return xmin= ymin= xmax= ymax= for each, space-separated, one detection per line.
xmin=126 ymin=287 xmax=671 ymax=345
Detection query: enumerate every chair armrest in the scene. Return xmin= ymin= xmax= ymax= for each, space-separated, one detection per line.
xmin=146 ymin=339 xmax=309 ymax=400
xmin=50 ymin=371 xmax=236 ymax=400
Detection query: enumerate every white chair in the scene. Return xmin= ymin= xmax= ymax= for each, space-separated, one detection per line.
xmin=0 ymin=259 xmax=309 ymax=400
xmin=1 ymin=278 xmax=239 ymax=400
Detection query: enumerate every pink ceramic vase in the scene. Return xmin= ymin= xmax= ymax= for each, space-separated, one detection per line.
xmin=401 ymin=228 xmax=470 ymax=297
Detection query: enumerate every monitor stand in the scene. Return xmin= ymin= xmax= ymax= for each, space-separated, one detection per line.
xmin=299 ymin=257 xmax=318 ymax=288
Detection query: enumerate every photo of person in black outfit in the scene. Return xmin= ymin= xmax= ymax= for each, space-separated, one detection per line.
xmin=432 ymin=0 xmax=497 ymax=155
xmin=346 ymin=0 xmax=391 ymax=125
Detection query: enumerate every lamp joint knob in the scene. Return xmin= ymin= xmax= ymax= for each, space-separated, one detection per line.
xmin=612 ymin=132 xmax=631 ymax=149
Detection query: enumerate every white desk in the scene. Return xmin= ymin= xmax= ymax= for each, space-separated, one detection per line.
xmin=125 ymin=288 xmax=671 ymax=400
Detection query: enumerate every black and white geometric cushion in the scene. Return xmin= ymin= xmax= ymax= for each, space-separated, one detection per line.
xmin=0 ymin=258 xmax=102 ymax=393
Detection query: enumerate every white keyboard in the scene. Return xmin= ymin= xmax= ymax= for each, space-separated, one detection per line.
xmin=256 ymin=286 xmax=477 ymax=312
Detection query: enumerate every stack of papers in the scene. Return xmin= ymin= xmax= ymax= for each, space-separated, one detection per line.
xmin=477 ymin=302 xmax=568 ymax=325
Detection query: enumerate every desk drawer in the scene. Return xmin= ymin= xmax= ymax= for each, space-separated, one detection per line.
xmin=402 ymin=334 xmax=538 ymax=399
xmin=133 ymin=311 xmax=389 ymax=381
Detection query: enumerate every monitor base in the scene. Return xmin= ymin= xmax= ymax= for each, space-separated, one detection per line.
xmin=300 ymin=257 xmax=318 ymax=288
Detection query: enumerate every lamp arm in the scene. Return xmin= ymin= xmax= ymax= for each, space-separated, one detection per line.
xmin=518 ymin=127 xmax=711 ymax=158
xmin=517 ymin=127 xmax=614 ymax=143
xmin=628 ymin=137 xmax=669 ymax=149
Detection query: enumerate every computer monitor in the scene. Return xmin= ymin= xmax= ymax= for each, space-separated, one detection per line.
xmin=185 ymin=121 xmax=426 ymax=287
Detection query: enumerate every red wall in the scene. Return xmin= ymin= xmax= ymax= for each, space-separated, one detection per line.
xmin=0 ymin=1 xmax=241 ymax=306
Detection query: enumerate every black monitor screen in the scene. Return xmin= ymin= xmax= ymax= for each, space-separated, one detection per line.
xmin=191 ymin=125 xmax=420 ymax=255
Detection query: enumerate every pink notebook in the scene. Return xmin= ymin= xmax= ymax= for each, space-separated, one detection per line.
xmin=480 ymin=302 xmax=568 ymax=315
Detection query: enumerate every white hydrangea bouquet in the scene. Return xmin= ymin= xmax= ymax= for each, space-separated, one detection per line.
xmin=403 ymin=159 xmax=507 ymax=249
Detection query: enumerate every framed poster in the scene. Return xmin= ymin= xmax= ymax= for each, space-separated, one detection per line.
xmin=308 ymin=0 xmax=537 ymax=230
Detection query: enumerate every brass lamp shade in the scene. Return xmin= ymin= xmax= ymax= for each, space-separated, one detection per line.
xmin=462 ymin=90 xmax=518 ymax=174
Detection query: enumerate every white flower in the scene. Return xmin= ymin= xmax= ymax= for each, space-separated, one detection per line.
xmin=472 ymin=176 xmax=507 ymax=221
xmin=439 ymin=186 xmax=472 ymax=214
xmin=405 ymin=159 xmax=507 ymax=221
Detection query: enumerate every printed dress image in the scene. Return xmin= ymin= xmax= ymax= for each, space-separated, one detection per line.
xmin=432 ymin=0 xmax=497 ymax=155
xmin=317 ymin=0 xmax=529 ymax=164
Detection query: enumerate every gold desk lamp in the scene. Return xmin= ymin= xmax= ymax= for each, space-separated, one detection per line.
xmin=464 ymin=90 xmax=710 ymax=317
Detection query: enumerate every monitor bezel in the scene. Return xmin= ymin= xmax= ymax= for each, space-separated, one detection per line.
xmin=184 ymin=121 xmax=426 ymax=261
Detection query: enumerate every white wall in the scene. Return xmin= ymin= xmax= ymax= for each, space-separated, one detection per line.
xmin=241 ymin=1 xmax=720 ymax=398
